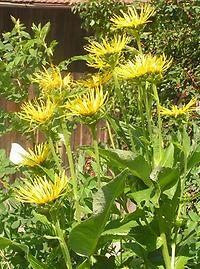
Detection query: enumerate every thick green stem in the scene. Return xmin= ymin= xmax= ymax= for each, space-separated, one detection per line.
xmin=138 ymin=85 xmax=151 ymax=163
xmin=106 ymin=120 xmax=115 ymax=149
xmin=54 ymin=220 xmax=72 ymax=269
xmin=144 ymin=83 xmax=153 ymax=142
xmin=138 ymin=85 xmax=146 ymax=137
xmin=158 ymin=210 xmax=171 ymax=269
xmin=61 ymin=123 xmax=81 ymax=223
xmin=48 ymin=136 xmax=63 ymax=172
xmin=153 ymin=83 xmax=163 ymax=163
xmin=171 ymin=227 xmax=179 ymax=269
xmin=161 ymin=232 xmax=172 ymax=269
xmin=91 ymin=124 xmax=101 ymax=189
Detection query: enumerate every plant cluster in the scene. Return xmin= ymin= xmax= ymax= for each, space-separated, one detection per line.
xmin=0 ymin=16 xmax=56 ymax=136
xmin=0 ymin=2 xmax=200 ymax=269
xmin=74 ymin=0 xmax=200 ymax=121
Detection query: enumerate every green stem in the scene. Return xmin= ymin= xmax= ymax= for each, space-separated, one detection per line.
xmin=113 ymin=72 xmax=135 ymax=151
xmin=138 ymin=85 xmax=146 ymax=137
xmin=91 ymin=124 xmax=101 ymax=189
xmin=160 ymin=231 xmax=172 ymax=269
xmin=171 ymin=227 xmax=179 ymax=269
xmin=106 ymin=120 xmax=115 ymax=149
xmin=135 ymin=32 xmax=143 ymax=54
xmin=144 ymin=83 xmax=153 ymax=142
xmin=158 ymin=209 xmax=171 ymax=269
xmin=182 ymin=124 xmax=189 ymax=191
xmin=54 ymin=220 xmax=72 ymax=269
xmin=48 ymin=136 xmax=63 ymax=172
xmin=138 ymin=85 xmax=151 ymax=163
xmin=153 ymin=83 xmax=163 ymax=164
xmin=61 ymin=123 xmax=81 ymax=223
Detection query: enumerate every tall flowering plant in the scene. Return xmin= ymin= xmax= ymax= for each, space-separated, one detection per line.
xmin=2 ymin=3 xmax=200 ymax=269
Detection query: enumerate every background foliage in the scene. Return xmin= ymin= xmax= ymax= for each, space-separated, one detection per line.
xmin=0 ymin=17 xmax=56 ymax=136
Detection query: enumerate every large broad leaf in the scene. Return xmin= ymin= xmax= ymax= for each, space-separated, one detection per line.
xmin=157 ymin=167 xmax=180 ymax=191
xmin=69 ymin=169 xmax=129 ymax=257
xmin=130 ymin=224 xmax=163 ymax=252
xmin=99 ymin=148 xmax=152 ymax=187
xmin=153 ymin=142 xmax=174 ymax=169
xmin=102 ymin=220 xmax=137 ymax=237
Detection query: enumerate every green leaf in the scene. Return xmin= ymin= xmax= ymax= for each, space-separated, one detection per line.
xmin=157 ymin=167 xmax=180 ymax=191
xmin=153 ymin=142 xmax=174 ymax=169
xmin=69 ymin=169 xmax=129 ymax=257
xmin=76 ymin=259 xmax=90 ymax=269
xmin=0 ymin=237 xmax=13 ymax=249
xmin=130 ymin=224 xmax=162 ymax=252
xmin=187 ymin=144 xmax=200 ymax=170
xmin=33 ymin=211 xmax=51 ymax=226
xmin=128 ymin=188 xmax=152 ymax=207
xmin=99 ymin=148 xmax=152 ymax=187
xmin=175 ymin=255 xmax=190 ymax=269
xmin=102 ymin=220 xmax=137 ymax=236
xmin=159 ymin=143 xmax=174 ymax=168
xmin=28 ymin=254 xmax=52 ymax=269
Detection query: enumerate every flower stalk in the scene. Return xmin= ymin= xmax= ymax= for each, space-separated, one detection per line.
xmin=153 ymin=83 xmax=163 ymax=165
xmin=61 ymin=123 xmax=81 ymax=223
xmin=113 ymin=72 xmax=135 ymax=151
xmin=158 ymin=210 xmax=171 ymax=269
xmin=90 ymin=124 xmax=101 ymax=189
xmin=48 ymin=136 xmax=63 ymax=172
xmin=106 ymin=120 xmax=116 ymax=149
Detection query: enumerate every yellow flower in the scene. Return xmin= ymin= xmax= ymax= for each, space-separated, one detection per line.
xmin=85 ymin=35 xmax=130 ymax=69
xmin=15 ymin=173 xmax=68 ymax=205
xmin=21 ymin=143 xmax=49 ymax=167
xmin=116 ymin=53 xmax=172 ymax=80
xmin=32 ymin=66 xmax=72 ymax=92
xmin=77 ymin=72 xmax=112 ymax=88
xmin=111 ymin=4 xmax=155 ymax=30
xmin=160 ymin=98 xmax=197 ymax=118
xmin=18 ymin=98 xmax=56 ymax=128
xmin=65 ymin=86 xmax=108 ymax=117
xmin=87 ymin=55 xmax=110 ymax=70
xmin=85 ymin=35 xmax=129 ymax=57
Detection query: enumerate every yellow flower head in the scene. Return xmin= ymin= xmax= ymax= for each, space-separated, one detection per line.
xmin=87 ymin=56 xmax=111 ymax=70
xmin=85 ymin=35 xmax=129 ymax=57
xmin=111 ymin=4 xmax=155 ymax=31
xmin=32 ymin=66 xmax=73 ymax=92
xmin=77 ymin=72 xmax=112 ymax=88
xmin=160 ymin=98 xmax=197 ymax=118
xmin=15 ymin=172 xmax=68 ymax=205
xmin=21 ymin=143 xmax=49 ymax=167
xmin=85 ymin=35 xmax=130 ymax=70
xmin=116 ymin=53 xmax=172 ymax=81
xmin=18 ymin=98 xmax=56 ymax=128
xmin=65 ymin=86 xmax=108 ymax=117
